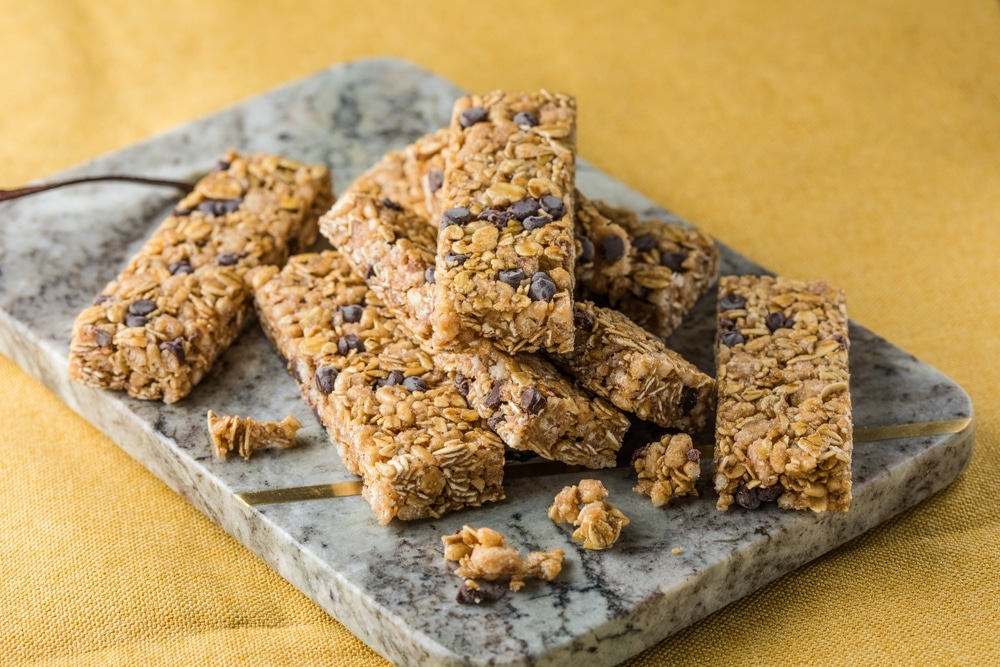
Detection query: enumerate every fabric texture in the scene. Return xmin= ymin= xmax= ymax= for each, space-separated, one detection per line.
xmin=2 ymin=1 xmax=998 ymax=665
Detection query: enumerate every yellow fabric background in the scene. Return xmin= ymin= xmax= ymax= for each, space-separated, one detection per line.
xmin=2 ymin=1 xmax=998 ymax=665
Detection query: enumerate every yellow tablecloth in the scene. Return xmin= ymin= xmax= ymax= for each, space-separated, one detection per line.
xmin=2 ymin=1 xmax=998 ymax=665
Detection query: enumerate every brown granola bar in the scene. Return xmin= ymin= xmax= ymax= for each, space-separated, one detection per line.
xmin=573 ymin=193 xmax=632 ymax=285
xmin=68 ymin=150 xmax=332 ymax=403
xmin=632 ymin=433 xmax=701 ymax=507
xmin=251 ymin=251 xmax=505 ymax=524
xmin=432 ymin=91 xmax=578 ymax=354
xmin=551 ymin=301 xmax=715 ymax=431
xmin=714 ymin=275 xmax=853 ymax=512
xmin=580 ymin=201 xmax=719 ymax=339
xmin=437 ymin=345 xmax=629 ymax=469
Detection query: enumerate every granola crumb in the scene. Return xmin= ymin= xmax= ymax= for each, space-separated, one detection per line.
xmin=632 ymin=433 xmax=701 ymax=507
xmin=671 ymin=547 xmax=683 ymax=555
xmin=548 ymin=480 xmax=629 ymax=550
xmin=442 ymin=526 xmax=564 ymax=593
xmin=206 ymin=410 xmax=302 ymax=460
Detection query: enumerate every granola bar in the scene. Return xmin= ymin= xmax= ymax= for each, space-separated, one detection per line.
xmin=437 ymin=345 xmax=629 ymax=469
xmin=432 ymin=91 xmax=578 ymax=354
xmin=550 ymin=301 xmax=715 ymax=431
xmin=580 ymin=201 xmax=719 ymax=339
xmin=714 ymin=275 xmax=853 ymax=512
xmin=207 ymin=411 xmax=302 ymax=460
xmin=632 ymin=433 xmax=701 ymax=507
xmin=68 ymin=150 xmax=332 ymax=403
xmin=251 ymin=251 xmax=505 ymax=524
xmin=573 ymin=193 xmax=632 ymax=285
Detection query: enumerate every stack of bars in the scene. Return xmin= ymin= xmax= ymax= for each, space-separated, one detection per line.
xmin=68 ymin=90 xmax=854 ymax=524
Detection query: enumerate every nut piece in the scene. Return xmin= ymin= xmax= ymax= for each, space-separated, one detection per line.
xmin=207 ymin=410 xmax=301 ymax=460
xmin=632 ymin=433 xmax=701 ymax=507
xmin=442 ymin=526 xmax=565 ymax=592
xmin=548 ymin=479 xmax=630 ymax=550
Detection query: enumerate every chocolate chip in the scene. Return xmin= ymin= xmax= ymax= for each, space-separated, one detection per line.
xmin=402 ymin=375 xmax=429 ymax=392
xmin=445 ymin=252 xmax=469 ymax=265
xmin=539 ymin=195 xmax=565 ymax=220
xmin=314 ymin=366 xmax=339 ymax=394
xmin=660 ymin=251 xmax=688 ymax=272
xmin=679 ymin=386 xmax=699 ymax=414
xmin=124 ymin=314 xmax=147 ymax=328
xmin=217 ymin=253 xmax=240 ymax=266
xmin=508 ymin=198 xmax=539 ymax=221
xmin=158 ymin=338 xmax=185 ymax=364
xmin=483 ymin=379 xmax=504 ymax=410
xmin=720 ymin=292 xmax=747 ymax=310
xmin=365 ymin=265 xmax=376 ymax=280
xmin=168 ymin=259 xmax=193 ymax=275
xmin=442 ymin=207 xmax=471 ymax=227
xmin=757 ymin=485 xmax=783 ymax=503
xmin=765 ymin=311 xmax=792 ymax=332
xmin=424 ymin=267 xmax=436 ymax=284
xmin=632 ymin=234 xmax=658 ymax=252
xmin=92 ymin=294 xmax=109 ymax=306
xmin=720 ymin=330 xmax=745 ymax=347
xmin=477 ymin=208 xmax=511 ymax=228
xmin=520 ymin=387 xmax=547 ymax=415
xmin=577 ymin=236 xmax=595 ymax=263
xmin=454 ymin=372 xmax=470 ymax=397
xmin=214 ymin=159 xmax=232 ymax=172
xmin=340 ymin=304 xmax=364 ymax=323
xmin=93 ymin=328 xmax=112 ymax=347
xmin=197 ymin=197 xmax=242 ymax=216
xmin=528 ymin=272 xmax=558 ymax=301
xmin=173 ymin=207 xmax=192 ymax=217
xmin=498 ymin=268 xmax=526 ymax=288
xmin=600 ymin=235 xmax=626 ymax=262
xmin=719 ymin=317 xmax=736 ymax=332
xmin=456 ymin=580 xmax=503 ymax=605
xmin=735 ymin=483 xmax=760 ymax=510
xmin=459 ymin=107 xmax=488 ymax=128
xmin=630 ymin=444 xmax=650 ymax=467
xmin=522 ymin=215 xmax=550 ymax=231
xmin=513 ymin=110 xmax=539 ymax=127
xmin=377 ymin=370 xmax=405 ymax=388
xmin=686 ymin=448 xmax=701 ymax=463
xmin=487 ymin=413 xmax=505 ymax=432
xmin=337 ymin=334 xmax=364 ymax=356
xmin=128 ymin=299 xmax=157 ymax=316
xmin=380 ymin=197 xmax=403 ymax=211
xmin=573 ymin=306 xmax=595 ymax=332
xmin=427 ymin=169 xmax=444 ymax=193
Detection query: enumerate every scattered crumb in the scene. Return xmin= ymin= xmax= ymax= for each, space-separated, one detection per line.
xmin=632 ymin=433 xmax=701 ymax=507
xmin=207 ymin=410 xmax=302 ymax=460
xmin=671 ymin=547 xmax=683 ymax=555
xmin=548 ymin=479 xmax=629 ymax=550
xmin=442 ymin=526 xmax=564 ymax=596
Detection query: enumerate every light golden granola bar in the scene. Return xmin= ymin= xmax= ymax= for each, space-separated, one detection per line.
xmin=632 ymin=433 xmax=701 ymax=507
xmin=550 ymin=301 xmax=715 ymax=431
xmin=437 ymin=345 xmax=629 ymax=469
xmin=714 ymin=275 xmax=853 ymax=512
xmin=207 ymin=410 xmax=302 ymax=460
xmin=68 ymin=150 xmax=332 ymax=403
xmin=432 ymin=91 xmax=578 ymax=354
xmin=251 ymin=251 xmax=505 ymax=524
xmin=581 ymin=201 xmax=719 ymax=339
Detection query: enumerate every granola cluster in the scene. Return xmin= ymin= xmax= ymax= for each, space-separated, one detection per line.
xmin=549 ymin=480 xmax=630 ymax=550
xmin=207 ymin=410 xmax=302 ymax=460
xmin=632 ymin=433 xmax=701 ymax=507
xmin=443 ymin=526 xmax=564 ymax=593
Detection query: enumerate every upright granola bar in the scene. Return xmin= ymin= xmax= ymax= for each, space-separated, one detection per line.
xmin=580 ymin=201 xmax=719 ymax=339
xmin=714 ymin=275 xmax=852 ymax=512
xmin=550 ymin=301 xmax=715 ymax=431
xmin=68 ymin=150 xmax=332 ymax=403
xmin=251 ymin=251 xmax=505 ymax=524
xmin=437 ymin=345 xmax=629 ymax=469
xmin=432 ymin=91 xmax=578 ymax=354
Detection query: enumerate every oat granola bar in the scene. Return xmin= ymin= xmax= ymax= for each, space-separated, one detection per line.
xmin=437 ymin=345 xmax=628 ymax=469
xmin=714 ymin=275 xmax=853 ymax=512
xmin=581 ymin=201 xmax=719 ymax=339
xmin=432 ymin=91 xmax=578 ymax=354
xmin=68 ymin=150 xmax=332 ymax=403
xmin=550 ymin=301 xmax=715 ymax=431
xmin=251 ymin=251 xmax=505 ymax=524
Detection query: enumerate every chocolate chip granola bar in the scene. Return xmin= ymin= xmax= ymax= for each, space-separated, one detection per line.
xmin=432 ymin=91 xmax=578 ymax=354
xmin=714 ymin=275 xmax=853 ymax=512
xmin=68 ymin=150 xmax=332 ymax=403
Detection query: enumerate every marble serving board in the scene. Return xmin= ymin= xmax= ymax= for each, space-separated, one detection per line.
xmin=0 ymin=58 xmax=974 ymax=667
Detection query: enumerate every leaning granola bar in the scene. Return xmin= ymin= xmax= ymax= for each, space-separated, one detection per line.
xmin=714 ymin=275 xmax=853 ymax=512
xmin=437 ymin=345 xmax=629 ymax=469
xmin=550 ymin=301 xmax=715 ymax=431
xmin=68 ymin=150 xmax=332 ymax=403
xmin=581 ymin=201 xmax=719 ymax=339
xmin=251 ymin=251 xmax=506 ymax=524
xmin=432 ymin=91 xmax=578 ymax=354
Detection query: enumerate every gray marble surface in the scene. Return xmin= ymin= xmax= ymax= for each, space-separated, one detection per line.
xmin=0 ymin=58 xmax=974 ymax=667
